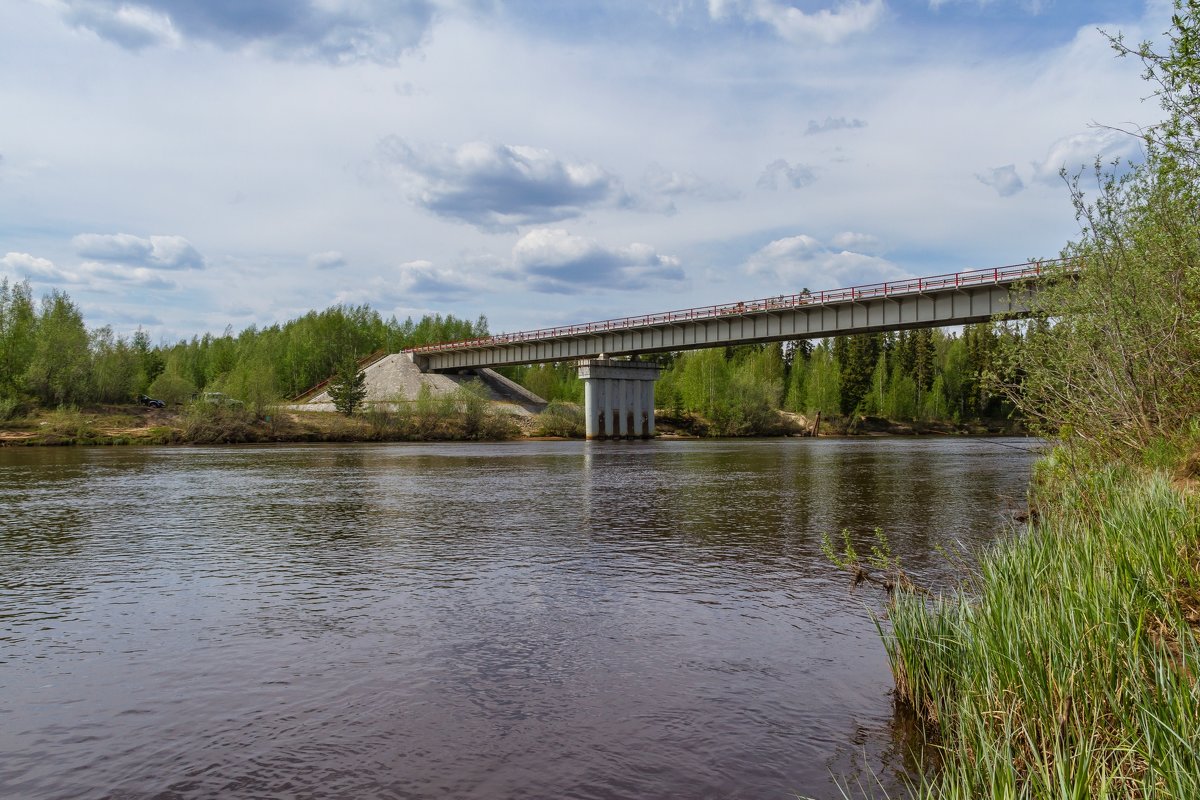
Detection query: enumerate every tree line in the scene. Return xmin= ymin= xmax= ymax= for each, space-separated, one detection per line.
xmin=0 ymin=277 xmax=485 ymax=417
xmin=501 ymin=325 xmax=1018 ymax=435
xmin=2 ymin=272 xmax=1021 ymax=433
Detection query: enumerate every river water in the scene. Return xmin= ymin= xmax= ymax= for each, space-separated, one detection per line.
xmin=0 ymin=438 xmax=1036 ymax=799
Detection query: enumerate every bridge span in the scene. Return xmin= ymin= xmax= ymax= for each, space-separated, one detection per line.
xmin=409 ymin=261 xmax=1048 ymax=372
xmin=406 ymin=260 xmax=1051 ymax=439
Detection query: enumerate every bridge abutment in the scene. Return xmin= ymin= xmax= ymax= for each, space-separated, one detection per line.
xmin=578 ymin=358 xmax=660 ymax=440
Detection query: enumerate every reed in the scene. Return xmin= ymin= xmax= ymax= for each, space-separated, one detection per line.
xmin=886 ymin=467 xmax=1200 ymax=798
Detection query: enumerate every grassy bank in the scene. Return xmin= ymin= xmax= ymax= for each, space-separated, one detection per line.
xmin=885 ymin=461 xmax=1199 ymax=798
xmin=0 ymin=401 xmax=520 ymax=446
xmin=2 ymin=400 xmax=1027 ymax=445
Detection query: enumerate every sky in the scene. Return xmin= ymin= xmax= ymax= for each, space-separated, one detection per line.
xmin=0 ymin=0 xmax=1171 ymax=342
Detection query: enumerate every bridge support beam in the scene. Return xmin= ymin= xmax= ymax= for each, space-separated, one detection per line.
xmin=578 ymin=358 xmax=660 ymax=440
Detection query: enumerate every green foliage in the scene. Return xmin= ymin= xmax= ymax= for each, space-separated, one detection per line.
xmin=455 ymin=379 xmax=490 ymax=439
xmin=155 ymin=305 xmax=485 ymax=400
xmin=501 ymin=362 xmax=583 ymax=402
xmin=885 ymin=366 xmax=918 ymax=421
xmin=131 ymin=328 xmax=163 ymax=387
xmin=888 ymin=469 xmax=1200 ymax=798
xmin=1006 ymin=158 xmax=1200 ymax=458
xmin=221 ymin=351 xmax=280 ymax=417
xmin=90 ymin=326 xmax=142 ymax=403
xmin=666 ymin=346 xmax=783 ymax=435
xmin=633 ymin=345 xmax=791 ymax=435
xmin=413 ymin=384 xmax=447 ymax=436
xmin=365 ymin=383 xmax=517 ymax=440
xmin=147 ymin=369 xmax=196 ymax=406
xmin=23 ymin=291 xmax=92 ymax=406
xmin=821 ymin=527 xmax=908 ymax=584
xmin=41 ymin=405 xmax=98 ymax=441
xmin=884 ymin=15 xmax=1200 ymax=799
xmin=0 ymin=395 xmax=22 ymax=422
xmin=1113 ymin=0 xmax=1200 ymax=173
xmin=835 ymin=333 xmax=882 ymax=414
xmin=364 ymin=403 xmax=407 ymax=437
xmin=801 ymin=340 xmax=841 ymax=417
xmin=327 ymin=355 xmax=368 ymax=416
xmin=181 ymin=402 xmax=259 ymax=444
xmin=724 ymin=367 xmax=780 ymax=434
xmin=994 ymin=4 xmax=1200 ymax=464
xmin=0 ymin=278 xmax=37 ymax=403
xmin=650 ymin=328 xmax=1010 ymax=431
xmin=4 ymin=280 xmax=483 ymax=414
xmin=534 ymin=400 xmax=585 ymax=437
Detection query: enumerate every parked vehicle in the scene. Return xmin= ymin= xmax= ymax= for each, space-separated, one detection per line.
xmin=199 ymin=392 xmax=243 ymax=407
xmin=137 ymin=394 xmax=166 ymax=408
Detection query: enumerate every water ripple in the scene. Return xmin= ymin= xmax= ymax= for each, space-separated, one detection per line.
xmin=0 ymin=439 xmax=1035 ymax=799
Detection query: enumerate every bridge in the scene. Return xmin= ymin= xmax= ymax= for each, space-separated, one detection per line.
xmin=406 ymin=260 xmax=1053 ymax=439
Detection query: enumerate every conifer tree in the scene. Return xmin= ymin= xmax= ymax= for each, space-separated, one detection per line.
xmin=328 ymin=355 xmax=368 ymax=416
xmin=837 ymin=333 xmax=883 ymax=415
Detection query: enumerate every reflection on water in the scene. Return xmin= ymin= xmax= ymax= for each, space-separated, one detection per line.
xmin=0 ymin=438 xmax=1035 ymax=799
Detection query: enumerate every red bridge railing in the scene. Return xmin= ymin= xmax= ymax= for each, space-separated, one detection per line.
xmin=407 ymin=259 xmax=1063 ymax=354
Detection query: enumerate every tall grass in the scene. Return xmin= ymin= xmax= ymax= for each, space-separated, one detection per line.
xmin=360 ymin=382 xmax=518 ymax=441
xmin=534 ymin=400 xmax=585 ymax=437
xmin=887 ymin=467 xmax=1200 ymax=798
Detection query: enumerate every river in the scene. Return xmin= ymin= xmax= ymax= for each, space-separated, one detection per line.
xmin=0 ymin=438 xmax=1036 ymax=799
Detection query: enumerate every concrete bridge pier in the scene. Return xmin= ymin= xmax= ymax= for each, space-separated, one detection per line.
xmin=578 ymin=358 xmax=661 ymax=440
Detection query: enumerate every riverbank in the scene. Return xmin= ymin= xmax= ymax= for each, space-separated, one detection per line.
xmin=0 ymin=402 xmax=524 ymax=446
xmin=883 ymin=457 xmax=1200 ymax=797
xmin=1 ymin=403 xmax=1027 ymax=446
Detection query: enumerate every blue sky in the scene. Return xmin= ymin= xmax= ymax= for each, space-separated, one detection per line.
xmin=0 ymin=0 xmax=1167 ymax=341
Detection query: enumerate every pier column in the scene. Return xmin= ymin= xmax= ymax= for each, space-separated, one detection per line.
xmin=578 ymin=358 xmax=661 ymax=440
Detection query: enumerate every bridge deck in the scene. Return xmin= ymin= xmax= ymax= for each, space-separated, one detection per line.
xmin=409 ymin=261 xmax=1054 ymax=372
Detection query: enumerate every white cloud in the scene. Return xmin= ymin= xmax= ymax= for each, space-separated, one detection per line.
xmin=0 ymin=251 xmax=177 ymax=290
xmin=511 ymin=228 xmax=684 ymax=294
xmin=53 ymin=0 xmax=437 ymax=64
xmin=1 ymin=252 xmax=74 ymax=282
xmin=742 ymin=233 xmax=901 ymax=288
xmin=641 ymin=164 xmax=736 ymax=200
xmin=929 ymin=0 xmax=1048 ymax=11
xmin=709 ymin=0 xmax=885 ymax=44
xmin=79 ymin=261 xmax=178 ymax=289
xmin=757 ymin=159 xmax=816 ymax=189
xmin=1031 ymin=129 xmax=1144 ymax=184
xmin=377 ymin=138 xmax=627 ymax=230
xmin=976 ymin=164 xmax=1025 ymax=196
xmin=72 ymin=233 xmax=205 ymax=270
xmin=95 ymin=307 xmax=164 ymax=326
xmin=829 ymin=231 xmax=883 ymax=253
xmin=62 ymin=0 xmax=181 ymax=50
xmin=395 ymin=259 xmax=481 ymax=298
xmin=0 ymin=0 xmax=1168 ymax=339
xmin=308 ymin=250 xmax=347 ymax=270
xmin=805 ymin=116 xmax=868 ymax=135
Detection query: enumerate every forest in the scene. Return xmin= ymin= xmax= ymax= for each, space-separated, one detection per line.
xmin=0 ymin=279 xmax=485 ymax=419
xmin=1 ymin=272 xmax=1022 ymax=433
xmin=502 ymin=324 xmax=1018 ymax=435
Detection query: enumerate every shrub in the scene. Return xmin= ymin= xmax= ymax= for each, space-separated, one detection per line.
xmin=148 ymin=370 xmax=196 ymax=406
xmin=0 ymin=394 xmax=23 ymax=422
xmin=534 ymin=400 xmax=585 ymax=437
xmin=181 ymin=402 xmax=258 ymax=444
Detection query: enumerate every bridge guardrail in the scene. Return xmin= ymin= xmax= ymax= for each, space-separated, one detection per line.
xmin=407 ymin=259 xmax=1065 ymax=354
